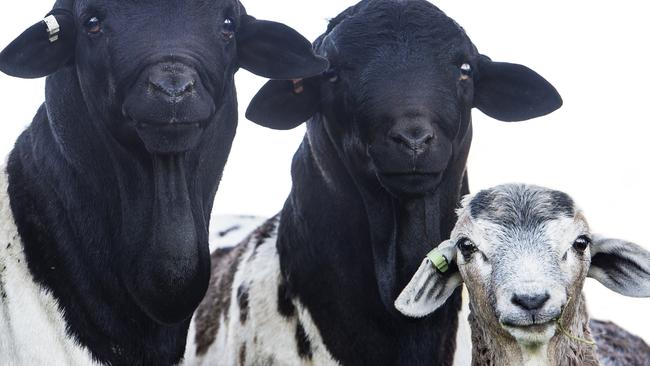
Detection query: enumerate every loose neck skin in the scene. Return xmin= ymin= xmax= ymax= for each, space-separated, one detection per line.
xmin=6 ymin=68 xmax=236 ymax=364
xmin=468 ymin=295 xmax=599 ymax=366
xmin=277 ymin=116 xmax=472 ymax=365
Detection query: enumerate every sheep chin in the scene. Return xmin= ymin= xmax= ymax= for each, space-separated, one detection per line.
xmin=502 ymin=322 xmax=557 ymax=348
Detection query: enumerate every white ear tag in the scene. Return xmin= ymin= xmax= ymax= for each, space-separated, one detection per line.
xmin=43 ymin=15 xmax=61 ymax=43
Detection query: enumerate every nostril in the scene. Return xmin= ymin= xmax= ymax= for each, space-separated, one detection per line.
xmin=149 ymin=75 xmax=195 ymax=98
xmin=415 ymin=133 xmax=434 ymax=146
xmin=511 ymin=292 xmax=550 ymax=311
xmin=389 ymin=130 xmax=434 ymax=150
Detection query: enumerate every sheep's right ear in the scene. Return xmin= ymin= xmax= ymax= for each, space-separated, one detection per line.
xmin=395 ymin=240 xmax=462 ymax=318
xmin=0 ymin=12 xmax=75 ymax=79
xmin=246 ymin=77 xmax=322 ymax=130
xmin=588 ymin=235 xmax=650 ymax=297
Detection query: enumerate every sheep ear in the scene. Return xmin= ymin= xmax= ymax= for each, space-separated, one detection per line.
xmin=238 ymin=15 xmax=329 ymax=80
xmin=0 ymin=13 xmax=75 ymax=79
xmin=588 ymin=235 xmax=650 ymax=297
xmin=395 ymin=240 xmax=462 ymax=318
xmin=245 ymin=77 xmax=321 ymax=130
xmin=474 ymin=55 xmax=563 ymax=122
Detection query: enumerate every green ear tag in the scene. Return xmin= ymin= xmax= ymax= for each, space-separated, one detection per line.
xmin=426 ymin=249 xmax=449 ymax=273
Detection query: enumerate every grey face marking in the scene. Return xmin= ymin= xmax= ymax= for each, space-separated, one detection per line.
xmin=469 ymin=185 xmax=575 ymax=231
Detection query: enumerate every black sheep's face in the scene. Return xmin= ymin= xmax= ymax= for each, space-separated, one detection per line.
xmin=0 ymin=0 xmax=328 ymax=155
xmin=246 ymin=0 xmax=563 ymax=198
xmin=74 ymin=0 xmax=241 ymax=154
xmin=317 ymin=11 xmax=477 ymax=196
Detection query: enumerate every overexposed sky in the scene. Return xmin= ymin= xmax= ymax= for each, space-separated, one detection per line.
xmin=1 ymin=0 xmax=649 ymax=343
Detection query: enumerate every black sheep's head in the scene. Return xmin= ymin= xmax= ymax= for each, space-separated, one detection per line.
xmin=246 ymin=0 xmax=562 ymax=198
xmin=0 ymin=0 xmax=328 ymax=154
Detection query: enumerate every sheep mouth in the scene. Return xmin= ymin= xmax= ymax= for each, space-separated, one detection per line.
xmin=133 ymin=119 xmax=209 ymax=154
xmin=376 ymin=171 xmax=444 ymax=196
xmin=501 ymin=321 xmax=557 ymax=345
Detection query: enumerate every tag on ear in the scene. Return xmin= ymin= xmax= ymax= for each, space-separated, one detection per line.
xmin=395 ymin=240 xmax=461 ymax=318
xmin=0 ymin=12 xmax=75 ymax=78
xmin=245 ymin=77 xmax=321 ymax=130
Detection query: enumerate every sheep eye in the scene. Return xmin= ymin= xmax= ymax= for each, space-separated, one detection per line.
xmin=222 ymin=18 xmax=235 ymax=40
xmin=457 ymin=237 xmax=477 ymax=257
xmin=323 ymin=68 xmax=339 ymax=83
xmin=573 ymin=235 xmax=591 ymax=253
xmin=84 ymin=17 xmax=101 ymax=34
xmin=460 ymin=63 xmax=472 ymax=80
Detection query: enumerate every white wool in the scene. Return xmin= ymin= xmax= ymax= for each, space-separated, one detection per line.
xmin=0 ymin=166 xmax=99 ymax=365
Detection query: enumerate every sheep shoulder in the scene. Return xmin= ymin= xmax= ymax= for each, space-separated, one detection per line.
xmin=0 ymin=166 xmax=99 ymax=365
xmin=184 ymin=216 xmax=339 ymax=366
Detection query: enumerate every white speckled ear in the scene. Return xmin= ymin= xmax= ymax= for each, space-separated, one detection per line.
xmin=395 ymin=240 xmax=462 ymax=318
xmin=588 ymin=235 xmax=650 ymax=297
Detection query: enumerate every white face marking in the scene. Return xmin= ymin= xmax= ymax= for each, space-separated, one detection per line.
xmin=453 ymin=185 xmax=591 ymax=346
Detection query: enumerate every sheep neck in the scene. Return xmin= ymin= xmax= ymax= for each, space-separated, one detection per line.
xmin=277 ymin=117 xmax=472 ymax=365
xmin=468 ymin=295 xmax=599 ymax=366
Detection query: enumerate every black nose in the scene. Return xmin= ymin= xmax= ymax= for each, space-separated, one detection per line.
xmin=148 ymin=63 xmax=196 ymax=99
xmin=511 ymin=292 xmax=550 ymax=311
xmin=389 ymin=121 xmax=435 ymax=153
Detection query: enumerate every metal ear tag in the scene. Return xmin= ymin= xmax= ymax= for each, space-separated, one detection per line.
xmin=43 ymin=15 xmax=61 ymax=43
xmin=426 ymin=249 xmax=449 ymax=273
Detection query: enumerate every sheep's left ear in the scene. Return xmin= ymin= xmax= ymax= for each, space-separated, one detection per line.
xmin=237 ymin=15 xmax=329 ymax=80
xmin=474 ymin=55 xmax=563 ymax=122
xmin=0 ymin=12 xmax=75 ymax=79
xmin=588 ymin=235 xmax=650 ymax=297
xmin=395 ymin=240 xmax=462 ymax=318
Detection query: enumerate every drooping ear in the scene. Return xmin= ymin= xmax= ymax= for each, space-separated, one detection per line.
xmin=245 ymin=77 xmax=322 ymax=130
xmin=237 ymin=15 xmax=329 ymax=80
xmin=588 ymin=235 xmax=650 ymax=297
xmin=474 ymin=55 xmax=563 ymax=122
xmin=395 ymin=240 xmax=462 ymax=318
xmin=0 ymin=11 xmax=75 ymax=79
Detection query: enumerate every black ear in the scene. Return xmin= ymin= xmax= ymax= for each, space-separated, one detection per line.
xmin=0 ymin=12 xmax=75 ymax=79
xmin=245 ymin=77 xmax=321 ymax=130
xmin=237 ymin=15 xmax=329 ymax=80
xmin=474 ymin=55 xmax=562 ymax=122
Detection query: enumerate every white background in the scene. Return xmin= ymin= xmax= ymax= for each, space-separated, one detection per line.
xmin=2 ymin=0 xmax=649 ymax=343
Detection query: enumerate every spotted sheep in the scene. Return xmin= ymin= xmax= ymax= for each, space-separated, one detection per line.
xmin=396 ymin=184 xmax=650 ymax=366
xmin=185 ymin=0 xmax=567 ymax=364
xmin=0 ymin=0 xmax=326 ymax=364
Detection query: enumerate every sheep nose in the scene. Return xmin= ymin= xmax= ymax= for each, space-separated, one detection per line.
xmin=511 ymin=292 xmax=550 ymax=311
xmin=148 ymin=63 xmax=196 ymax=99
xmin=389 ymin=122 xmax=435 ymax=153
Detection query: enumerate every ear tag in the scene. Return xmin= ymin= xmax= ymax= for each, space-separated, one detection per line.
xmin=292 ymin=79 xmax=304 ymax=94
xmin=426 ymin=249 xmax=449 ymax=273
xmin=43 ymin=15 xmax=60 ymax=43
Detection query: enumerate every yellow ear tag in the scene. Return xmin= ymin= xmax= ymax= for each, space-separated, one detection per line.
xmin=426 ymin=249 xmax=449 ymax=273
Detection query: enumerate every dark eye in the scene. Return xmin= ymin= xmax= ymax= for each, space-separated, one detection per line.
xmin=460 ymin=63 xmax=472 ymax=80
xmin=222 ymin=18 xmax=235 ymax=40
xmin=573 ymin=235 xmax=591 ymax=253
xmin=457 ymin=237 xmax=477 ymax=258
xmin=84 ymin=16 xmax=101 ymax=34
xmin=323 ymin=68 xmax=339 ymax=83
